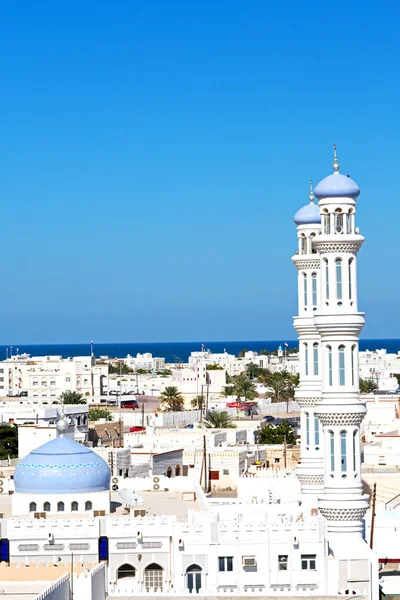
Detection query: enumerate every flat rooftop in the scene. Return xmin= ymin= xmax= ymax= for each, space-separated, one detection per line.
xmin=0 ymin=581 xmax=51 ymax=599
xmin=111 ymin=489 xmax=200 ymax=521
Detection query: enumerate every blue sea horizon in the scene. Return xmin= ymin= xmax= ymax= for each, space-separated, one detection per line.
xmin=1 ymin=339 xmax=399 ymax=363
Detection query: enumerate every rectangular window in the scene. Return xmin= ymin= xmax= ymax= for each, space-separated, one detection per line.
xmin=209 ymin=470 xmax=219 ymax=480
xmin=314 ymin=415 xmax=320 ymax=446
xmin=328 ymin=347 xmax=333 ymax=386
xmin=304 ymin=343 xmax=309 ymax=377
xmin=339 ymin=347 xmax=345 ymax=386
xmin=325 ymin=260 xmax=329 ymax=299
xmin=330 ymin=431 xmax=335 ymax=472
xmin=278 ymin=555 xmax=288 ymax=571
xmin=301 ymin=554 xmax=316 ymax=570
xmin=219 ymin=556 xmax=233 ymax=572
xmin=303 ymin=274 xmax=308 ymax=306
xmin=312 ymin=273 xmax=317 ymax=307
xmin=313 ymin=344 xmax=319 ymax=376
xmin=348 ymin=259 xmax=353 ymax=300
xmin=341 ymin=431 xmax=347 ymax=472
xmin=336 ymin=259 xmax=343 ymax=300
xmin=306 ymin=412 xmax=310 ymax=446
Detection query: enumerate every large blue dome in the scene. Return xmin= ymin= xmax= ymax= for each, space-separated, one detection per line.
xmin=14 ymin=436 xmax=111 ymax=494
xmin=314 ymin=172 xmax=360 ymax=200
xmin=293 ymin=202 xmax=321 ymax=225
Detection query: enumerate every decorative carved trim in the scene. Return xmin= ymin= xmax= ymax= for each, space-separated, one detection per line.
xmin=316 ymin=412 xmax=365 ymax=426
xmin=316 ymin=243 xmax=360 ymax=254
xmin=296 ymin=397 xmax=320 ymax=408
xmin=295 ymin=261 xmax=320 ymax=270
xmin=319 ymin=507 xmax=367 ymax=522
xmin=297 ymin=473 xmax=324 ymax=485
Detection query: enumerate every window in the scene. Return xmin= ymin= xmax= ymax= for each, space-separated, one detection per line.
xmin=340 ymin=431 xmax=347 ymax=472
xmin=301 ymin=554 xmax=316 ymax=570
xmin=324 ymin=211 xmax=331 ymax=234
xmin=353 ymin=430 xmax=357 ymax=471
xmin=145 ymin=564 xmax=163 ymax=592
xmin=347 ymin=210 xmax=353 ymax=233
xmin=219 ymin=557 xmax=233 ymax=572
xmin=336 ymin=258 xmax=342 ymax=300
xmin=310 ymin=232 xmax=317 ymax=254
xmin=335 ymin=209 xmax=343 ymax=233
xmin=314 ymin=415 xmax=320 ymax=446
xmin=71 ymin=501 xmax=78 ymax=512
xmin=117 ymin=564 xmax=136 ymax=580
xmin=348 ymin=258 xmax=353 ymax=300
xmin=50 ymin=379 xmax=56 ymax=386
xmin=43 ymin=502 xmax=50 ymax=512
xmin=327 ymin=346 xmax=333 ymax=386
xmin=29 ymin=502 xmax=37 ymax=512
xmin=311 ymin=273 xmax=317 ymax=308
xmin=303 ymin=273 xmax=308 ymax=306
xmin=85 ymin=501 xmax=92 ymax=511
xmin=305 ymin=412 xmax=310 ymax=445
xmin=278 ymin=555 xmax=288 ymax=571
xmin=41 ymin=379 xmax=47 ymax=387
xmin=329 ymin=430 xmax=335 ymax=472
xmin=304 ymin=343 xmax=309 ymax=376
xmin=351 ymin=344 xmax=356 ymax=386
xmin=300 ymin=235 xmax=306 ymax=254
xmin=324 ymin=259 xmax=329 ymax=300
xmin=57 ymin=502 xmax=64 ymax=512
xmin=32 ymin=380 xmax=38 ymax=387
xmin=339 ymin=345 xmax=345 ymax=386
xmin=313 ymin=343 xmax=319 ymax=376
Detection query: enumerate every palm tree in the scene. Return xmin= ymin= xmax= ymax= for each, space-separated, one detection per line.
xmin=159 ymin=386 xmax=185 ymax=411
xmin=59 ymin=391 xmax=86 ymax=405
xmin=233 ymin=374 xmax=258 ymax=401
xmin=264 ymin=371 xmax=299 ymax=412
xmin=359 ymin=378 xmax=378 ymax=394
xmin=204 ymin=410 xmax=236 ymax=429
xmin=190 ymin=395 xmax=205 ymax=410
xmin=221 ymin=385 xmax=235 ymax=397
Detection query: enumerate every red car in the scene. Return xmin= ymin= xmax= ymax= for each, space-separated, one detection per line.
xmin=129 ymin=426 xmax=145 ymax=433
xmin=121 ymin=401 xmax=139 ymax=409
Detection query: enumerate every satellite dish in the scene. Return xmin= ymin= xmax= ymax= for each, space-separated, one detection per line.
xmin=118 ymin=488 xmax=144 ymax=507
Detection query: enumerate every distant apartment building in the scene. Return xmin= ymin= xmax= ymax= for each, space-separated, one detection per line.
xmin=0 ymin=355 xmax=108 ymax=398
xmin=123 ymin=353 xmax=165 ymax=372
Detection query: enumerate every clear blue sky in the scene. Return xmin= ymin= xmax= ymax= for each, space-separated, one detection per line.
xmin=0 ymin=0 xmax=398 ymax=343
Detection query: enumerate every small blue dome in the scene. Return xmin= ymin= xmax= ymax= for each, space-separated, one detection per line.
xmin=314 ymin=172 xmax=360 ymax=200
xmin=293 ymin=202 xmax=321 ymax=225
xmin=14 ymin=436 xmax=111 ymax=495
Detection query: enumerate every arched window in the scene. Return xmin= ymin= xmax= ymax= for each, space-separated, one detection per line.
xmin=145 ymin=563 xmax=163 ymax=592
xmin=324 ymin=210 xmax=331 ymax=234
xmin=353 ymin=430 xmax=357 ymax=471
xmin=175 ymin=464 xmax=181 ymax=476
xmin=340 ymin=431 xmax=347 ymax=472
xmin=310 ymin=232 xmax=317 ymax=254
xmin=313 ymin=343 xmax=319 ymax=376
xmin=323 ymin=258 xmax=329 ymax=300
xmin=311 ymin=273 xmax=317 ymax=308
xmin=71 ymin=501 xmax=78 ymax=512
xmin=335 ymin=258 xmax=342 ymax=300
xmin=166 ymin=466 xmax=172 ymax=478
xmin=351 ymin=344 xmax=356 ymax=386
xmin=29 ymin=502 xmax=37 ymax=512
xmin=329 ymin=431 xmax=335 ymax=472
xmin=339 ymin=345 xmax=345 ymax=386
xmin=117 ymin=564 xmax=136 ymax=579
xmin=335 ymin=209 xmax=343 ymax=233
xmin=347 ymin=209 xmax=353 ymax=234
xmin=303 ymin=273 xmax=308 ymax=306
xmin=43 ymin=502 xmax=50 ymax=512
xmin=314 ymin=415 xmax=320 ymax=446
xmin=348 ymin=258 xmax=353 ymax=300
xmin=327 ymin=346 xmax=333 ymax=386
xmin=186 ymin=564 xmax=202 ymax=594
xmin=85 ymin=501 xmax=92 ymax=511
xmin=300 ymin=234 xmax=306 ymax=254
xmin=305 ymin=412 xmax=310 ymax=445
xmin=304 ymin=343 xmax=309 ymax=376
xmin=57 ymin=501 xmax=64 ymax=512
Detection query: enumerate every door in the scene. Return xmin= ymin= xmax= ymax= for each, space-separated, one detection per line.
xmin=186 ymin=565 xmax=202 ymax=593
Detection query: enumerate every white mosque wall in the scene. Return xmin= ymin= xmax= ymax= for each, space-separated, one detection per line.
xmin=11 ymin=490 xmax=110 ymax=517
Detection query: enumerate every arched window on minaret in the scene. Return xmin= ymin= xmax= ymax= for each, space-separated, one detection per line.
xmin=334 ymin=208 xmax=343 ymax=233
xmin=313 ymin=343 xmax=319 ymax=376
xmin=311 ymin=273 xmax=317 ymax=309
xmin=339 ymin=345 xmax=345 ymax=385
xmin=304 ymin=343 xmax=309 ymax=376
xmin=300 ymin=234 xmax=306 ymax=254
xmin=340 ymin=431 xmax=347 ymax=474
xmin=314 ymin=415 xmax=320 ymax=446
xmin=323 ymin=209 xmax=330 ymax=234
xmin=353 ymin=430 xmax=357 ymax=471
xmin=303 ymin=273 xmax=308 ymax=307
xmin=335 ymin=258 xmax=343 ymax=300
xmin=324 ymin=259 xmax=330 ymax=300
xmin=310 ymin=232 xmax=317 ymax=254
xmin=329 ymin=431 xmax=335 ymax=472
xmin=351 ymin=344 xmax=357 ymax=386
xmin=348 ymin=258 xmax=353 ymax=300
xmin=347 ymin=208 xmax=354 ymax=233
xmin=327 ymin=346 xmax=333 ymax=385
xmin=305 ymin=412 xmax=310 ymax=445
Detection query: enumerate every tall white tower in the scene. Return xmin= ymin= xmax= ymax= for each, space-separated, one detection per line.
xmin=312 ymin=146 xmax=369 ymax=547
xmin=292 ymin=182 xmax=325 ymax=495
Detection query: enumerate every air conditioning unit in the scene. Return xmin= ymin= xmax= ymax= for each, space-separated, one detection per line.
xmin=242 ymin=556 xmax=256 ymax=567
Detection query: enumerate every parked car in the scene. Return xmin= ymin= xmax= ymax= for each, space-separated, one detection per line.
xmin=129 ymin=426 xmax=145 ymax=433
xmin=121 ymin=401 xmax=139 ymax=409
xmin=262 ymin=415 xmax=275 ymax=423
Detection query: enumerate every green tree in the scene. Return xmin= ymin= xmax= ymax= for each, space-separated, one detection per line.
xmin=262 ymin=371 xmax=299 ymax=411
xmin=226 ymin=373 xmax=234 ymax=384
xmin=159 ymin=386 xmax=185 ymax=411
xmin=136 ymin=368 xmax=151 ymax=374
xmin=221 ymin=385 xmax=235 ymax=397
xmin=237 ymin=349 xmax=248 ymax=358
xmin=88 ymin=408 xmax=113 ymax=422
xmin=109 ymin=363 xmax=134 ymax=375
xmin=233 ymin=374 xmax=258 ymax=401
xmin=259 ymin=421 xmax=297 ymax=445
xmin=206 ymin=364 xmax=224 ymax=370
xmin=359 ymin=378 xmax=378 ymax=394
xmin=59 ymin=391 xmax=86 ymax=405
xmin=0 ymin=424 xmax=18 ymax=459
xmin=204 ymin=410 xmax=236 ymax=429
xmin=191 ymin=395 xmax=205 ymax=411
xmin=157 ymin=369 xmax=172 ymax=376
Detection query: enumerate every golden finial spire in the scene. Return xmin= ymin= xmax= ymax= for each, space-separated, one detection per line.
xmin=309 ymin=179 xmax=314 ymax=203
xmin=333 ymin=143 xmax=340 ymax=172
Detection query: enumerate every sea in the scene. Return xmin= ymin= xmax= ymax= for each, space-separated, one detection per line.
xmin=1 ymin=339 xmax=400 ymax=363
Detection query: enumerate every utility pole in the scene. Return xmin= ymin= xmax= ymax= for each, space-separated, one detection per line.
xmin=283 ymin=435 xmax=287 ymax=469
xmin=370 ymin=483 xmax=377 ymax=549
xmin=70 ymin=551 xmax=74 ymax=600
xmin=141 ymin=402 xmax=145 ymax=428
xmin=203 ymin=435 xmax=207 ymax=492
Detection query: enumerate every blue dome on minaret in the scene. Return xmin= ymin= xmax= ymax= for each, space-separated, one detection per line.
xmin=314 ymin=145 xmax=360 ymax=200
xmin=14 ymin=425 xmax=111 ymax=495
xmin=293 ymin=180 xmax=321 ymax=225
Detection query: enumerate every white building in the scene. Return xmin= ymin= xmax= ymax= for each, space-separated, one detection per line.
xmin=124 ymin=353 xmax=166 ymax=372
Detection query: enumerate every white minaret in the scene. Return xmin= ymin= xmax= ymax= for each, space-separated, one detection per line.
xmin=292 ymin=181 xmax=325 ymax=495
xmin=312 ymin=146 xmax=369 ymax=547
